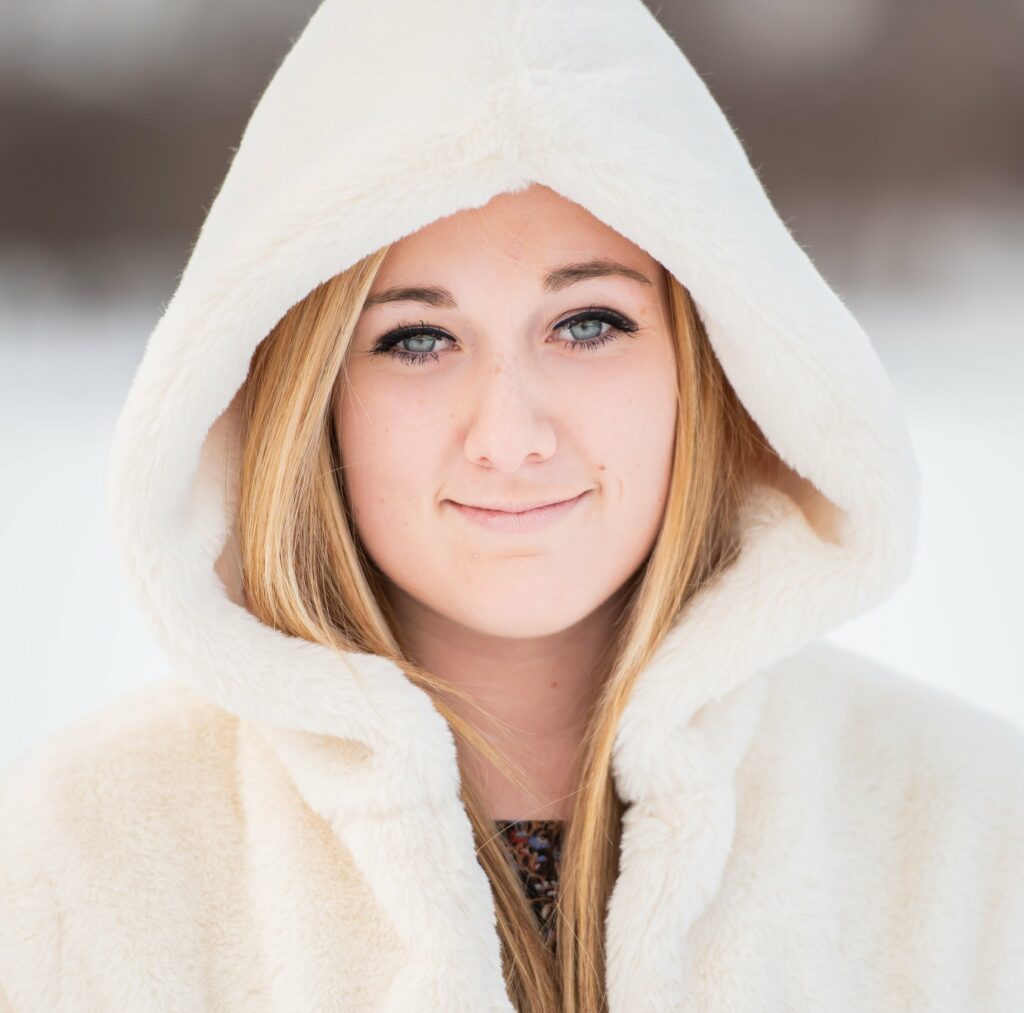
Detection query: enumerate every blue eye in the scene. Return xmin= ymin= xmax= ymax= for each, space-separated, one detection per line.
xmin=368 ymin=322 xmax=454 ymax=366
xmin=368 ymin=307 xmax=639 ymax=367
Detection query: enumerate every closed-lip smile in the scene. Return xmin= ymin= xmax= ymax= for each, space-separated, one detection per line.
xmin=445 ymin=490 xmax=592 ymax=533
xmin=451 ymin=493 xmax=586 ymax=514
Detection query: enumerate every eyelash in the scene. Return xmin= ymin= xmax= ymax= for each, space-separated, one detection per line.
xmin=367 ymin=306 xmax=640 ymax=367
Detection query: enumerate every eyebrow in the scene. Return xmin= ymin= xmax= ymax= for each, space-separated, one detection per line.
xmin=362 ymin=258 xmax=653 ymax=309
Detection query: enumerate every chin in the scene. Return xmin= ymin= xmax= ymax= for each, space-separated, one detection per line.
xmin=448 ymin=601 xmax=591 ymax=641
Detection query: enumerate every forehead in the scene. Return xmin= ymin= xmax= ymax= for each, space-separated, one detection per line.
xmin=379 ymin=183 xmax=658 ymax=280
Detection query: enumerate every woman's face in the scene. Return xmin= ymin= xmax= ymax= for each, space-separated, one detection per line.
xmin=334 ymin=183 xmax=677 ymax=640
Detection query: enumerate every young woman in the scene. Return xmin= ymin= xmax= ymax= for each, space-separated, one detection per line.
xmin=2 ymin=1 xmax=1022 ymax=1011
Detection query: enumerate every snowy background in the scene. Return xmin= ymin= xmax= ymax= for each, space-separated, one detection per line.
xmin=2 ymin=0 xmax=1022 ymax=766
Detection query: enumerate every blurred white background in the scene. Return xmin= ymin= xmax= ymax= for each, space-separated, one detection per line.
xmin=1 ymin=0 xmax=1022 ymax=766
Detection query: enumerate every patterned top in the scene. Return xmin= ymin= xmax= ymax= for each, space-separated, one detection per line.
xmin=494 ymin=818 xmax=565 ymax=951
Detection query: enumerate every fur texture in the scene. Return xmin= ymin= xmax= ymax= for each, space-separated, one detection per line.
xmin=3 ymin=0 xmax=1023 ymax=1009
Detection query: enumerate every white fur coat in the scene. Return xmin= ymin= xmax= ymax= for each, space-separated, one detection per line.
xmin=2 ymin=0 xmax=1023 ymax=1009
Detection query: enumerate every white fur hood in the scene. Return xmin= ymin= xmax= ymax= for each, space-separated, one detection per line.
xmin=106 ymin=0 xmax=921 ymax=800
xmin=5 ymin=1 xmax=1024 ymax=1011
xmin=107 ymin=0 xmax=916 ymax=1001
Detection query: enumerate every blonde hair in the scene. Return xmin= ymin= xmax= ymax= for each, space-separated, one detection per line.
xmin=238 ymin=245 xmax=769 ymax=1012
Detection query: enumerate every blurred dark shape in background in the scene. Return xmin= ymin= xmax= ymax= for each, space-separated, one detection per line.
xmin=1 ymin=0 xmax=1022 ymax=305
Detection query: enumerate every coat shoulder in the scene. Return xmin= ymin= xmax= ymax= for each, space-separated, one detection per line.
xmin=0 ymin=677 xmax=245 ymax=879
xmin=0 ymin=677 xmax=241 ymax=832
xmin=0 ymin=679 xmax=243 ymax=1008
xmin=0 ymin=678 xmax=244 ymax=902
xmin=745 ymin=640 xmax=1024 ymax=985
xmin=756 ymin=639 xmax=1024 ymax=807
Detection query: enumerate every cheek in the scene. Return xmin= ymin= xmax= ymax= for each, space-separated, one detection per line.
xmin=334 ymin=374 xmax=444 ymax=557
xmin=579 ymin=352 xmax=678 ymax=546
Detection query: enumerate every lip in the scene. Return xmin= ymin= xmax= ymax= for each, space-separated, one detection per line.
xmin=445 ymin=490 xmax=591 ymax=533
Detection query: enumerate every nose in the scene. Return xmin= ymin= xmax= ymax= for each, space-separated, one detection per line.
xmin=461 ymin=357 xmax=557 ymax=472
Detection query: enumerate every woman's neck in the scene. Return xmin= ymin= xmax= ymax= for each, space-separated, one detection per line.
xmin=387 ymin=583 xmax=627 ymax=821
